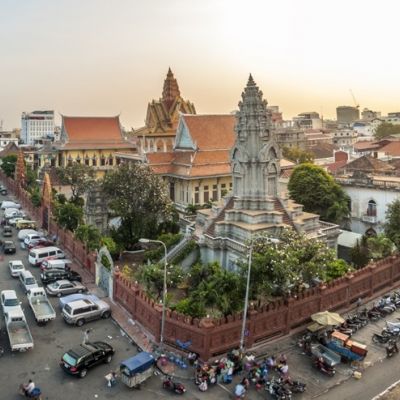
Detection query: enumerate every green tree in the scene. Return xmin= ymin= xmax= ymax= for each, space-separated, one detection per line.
xmin=102 ymin=163 xmax=173 ymax=249
xmin=288 ymin=163 xmax=350 ymax=225
xmin=101 ymin=236 xmax=121 ymax=260
xmin=374 ymin=122 xmax=400 ymax=139
xmin=75 ymin=224 xmax=101 ymax=250
xmin=367 ymin=233 xmax=394 ymax=260
xmin=30 ymin=187 xmax=41 ymax=207
xmin=56 ymin=163 xmax=95 ymax=203
xmin=54 ymin=201 xmax=83 ymax=231
xmin=282 ymin=146 xmax=315 ymax=164
xmin=350 ymin=236 xmax=370 ymax=268
xmin=0 ymin=155 xmax=17 ymax=177
xmin=385 ymin=198 xmax=400 ymax=249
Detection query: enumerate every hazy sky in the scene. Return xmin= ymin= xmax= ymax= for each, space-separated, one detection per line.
xmin=1 ymin=0 xmax=399 ymax=130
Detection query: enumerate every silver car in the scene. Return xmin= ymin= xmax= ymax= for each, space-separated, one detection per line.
xmin=46 ymin=280 xmax=87 ymax=297
xmin=62 ymin=298 xmax=111 ymax=326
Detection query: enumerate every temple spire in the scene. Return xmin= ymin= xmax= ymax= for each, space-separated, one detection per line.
xmin=162 ymin=68 xmax=181 ymax=112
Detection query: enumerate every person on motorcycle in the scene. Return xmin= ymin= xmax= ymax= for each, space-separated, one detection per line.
xmin=23 ymin=380 xmax=35 ymax=396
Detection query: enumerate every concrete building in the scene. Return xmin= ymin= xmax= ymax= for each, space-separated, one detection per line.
xmin=332 ymin=129 xmax=358 ymax=148
xmin=336 ymin=106 xmax=360 ymax=126
xmin=0 ymin=130 xmax=19 ymax=150
xmin=361 ymin=108 xmax=381 ymax=121
xmin=293 ymin=112 xmax=322 ymax=130
xmin=21 ymin=110 xmax=55 ymax=145
xmin=195 ymin=76 xmax=340 ymax=269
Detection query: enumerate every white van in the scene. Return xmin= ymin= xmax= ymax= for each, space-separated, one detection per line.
xmin=19 ymin=270 xmax=39 ymax=294
xmin=24 ymin=233 xmax=44 ymax=246
xmin=28 ymin=246 xmax=65 ymax=266
xmin=1 ymin=201 xmax=21 ymax=210
xmin=18 ymin=229 xmax=40 ymax=242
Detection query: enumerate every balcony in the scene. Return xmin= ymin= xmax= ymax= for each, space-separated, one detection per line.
xmin=361 ymin=214 xmax=378 ymax=224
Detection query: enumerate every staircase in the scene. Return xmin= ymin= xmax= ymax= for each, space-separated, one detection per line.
xmin=274 ymin=198 xmax=296 ymax=229
xmin=161 ymin=235 xmax=190 ymax=264
xmin=205 ymin=197 xmax=235 ymax=236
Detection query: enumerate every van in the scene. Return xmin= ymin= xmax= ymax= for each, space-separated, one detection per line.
xmin=19 ymin=270 xmax=39 ymax=294
xmin=18 ymin=229 xmax=40 ymax=242
xmin=4 ymin=208 xmax=22 ymax=219
xmin=40 ymin=258 xmax=72 ymax=272
xmin=16 ymin=220 xmax=37 ymax=230
xmin=24 ymin=233 xmax=44 ymax=246
xmin=28 ymin=246 xmax=65 ymax=266
xmin=1 ymin=201 xmax=21 ymax=210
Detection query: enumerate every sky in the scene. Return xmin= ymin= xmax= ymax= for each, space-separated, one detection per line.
xmin=1 ymin=0 xmax=399 ymax=130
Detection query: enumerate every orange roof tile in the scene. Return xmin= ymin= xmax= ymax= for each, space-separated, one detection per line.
xmin=380 ymin=141 xmax=400 ymax=157
xmin=62 ymin=116 xmax=125 ymax=144
xmin=182 ymin=114 xmax=236 ymax=150
xmin=353 ymin=141 xmax=380 ymax=151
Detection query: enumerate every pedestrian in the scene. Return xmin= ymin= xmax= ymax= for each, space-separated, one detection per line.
xmin=82 ymin=328 xmax=91 ymax=344
xmin=356 ymin=297 xmax=362 ymax=310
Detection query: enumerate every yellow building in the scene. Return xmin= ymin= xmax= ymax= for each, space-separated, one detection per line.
xmin=145 ymin=114 xmax=235 ymax=211
xmin=132 ymin=68 xmax=196 ymax=153
xmin=56 ymin=115 xmax=137 ymax=178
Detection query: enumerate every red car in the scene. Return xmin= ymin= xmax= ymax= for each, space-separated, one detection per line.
xmin=27 ymin=238 xmax=55 ymax=250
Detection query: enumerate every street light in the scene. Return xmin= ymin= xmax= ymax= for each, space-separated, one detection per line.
xmin=240 ymin=241 xmax=253 ymax=352
xmin=139 ymin=238 xmax=167 ymax=349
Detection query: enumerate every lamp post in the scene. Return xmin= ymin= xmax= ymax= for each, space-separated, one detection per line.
xmin=139 ymin=238 xmax=168 ymax=349
xmin=240 ymin=242 xmax=253 ymax=352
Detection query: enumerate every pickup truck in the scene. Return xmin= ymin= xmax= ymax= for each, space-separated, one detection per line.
xmin=27 ymin=287 xmax=56 ymax=324
xmin=4 ymin=309 xmax=34 ymax=351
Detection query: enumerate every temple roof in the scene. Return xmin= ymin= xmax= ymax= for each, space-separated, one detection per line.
xmin=58 ymin=116 xmax=135 ymax=151
xmin=133 ymin=69 xmax=196 ymax=136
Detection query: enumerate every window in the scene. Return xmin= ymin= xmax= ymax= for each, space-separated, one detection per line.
xmin=108 ymin=156 xmax=113 ymax=166
xmin=367 ymin=200 xmax=377 ymax=216
xmin=212 ymin=184 xmax=218 ymax=201
xmin=84 ymin=157 xmax=90 ymax=166
xmin=92 ymin=157 xmax=97 ymax=166
xmin=100 ymin=156 xmax=106 ymax=166
xmin=194 ymin=186 xmax=199 ymax=204
xmin=203 ymin=186 xmax=209 ymax=203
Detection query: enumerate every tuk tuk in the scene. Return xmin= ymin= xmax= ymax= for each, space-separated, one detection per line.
xmin=16 ymin=220 xmax=37 ymax=230
xmin=120 ymin=352 xmax=155 ymax=388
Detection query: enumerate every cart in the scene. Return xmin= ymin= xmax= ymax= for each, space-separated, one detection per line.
xmin=311 ymin=344 xmax=341 ymax=367
xmin=120 ymin=352 xmax=155 ymax=388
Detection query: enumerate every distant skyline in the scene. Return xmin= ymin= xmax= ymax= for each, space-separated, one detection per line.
xmin=1 ymin=0 xmax=400 ymax=130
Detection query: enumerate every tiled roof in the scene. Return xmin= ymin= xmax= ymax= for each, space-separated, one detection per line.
xmin=62 ymin=116 xmax=126 ymax=144
xmin=325 ymin=160 xmax=348 ymax=174
xmin=379 ymin=141 xmax=400 ymax=157
xmin=308 ymin=142 xmax=338 ymax=159
xmin=0 ymin=142 xmax=19 ymax=157
xmin=353 ymin=141 xmax=380 ymax=151
xmin=341 ymin=155 xmax=394 ymax=173
xmin=182 ymin=114 xmax=236 ymax=150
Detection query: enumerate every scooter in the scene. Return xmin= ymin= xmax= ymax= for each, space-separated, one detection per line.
xmin=18 ymin=385 xmax=42 ymax=400
xmin=285 ymin=379 xmax=306 ymax=393
xmin=372 ymin=332 xmax=392 ymax=344
xmin=266 ymin=378 xmax=292 ymax=400
xmin=386 ymin=339 xmax=399 ymax=358
xmin=313 ymin=358 xmax=335 ymax=377
xmin=163 ymin=377 xmax=186 ymax=394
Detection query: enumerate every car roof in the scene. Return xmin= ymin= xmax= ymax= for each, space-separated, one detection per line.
xmin=68 ymin=342 xmax=101 ymax=358
xmin=1 ymin=289 xmax=17 ymax=298
xmin=54 ymin=279 xmax=72 ymax=285
xmin=10 ymin=260 xmax=23 ymax=265
xmin=47 ymin=259 xmax=72 ymax=265
xmin=4 ymin=240 xmax=14 ymax=244
xmin=66 ymin=299 xmax=93 ymax=308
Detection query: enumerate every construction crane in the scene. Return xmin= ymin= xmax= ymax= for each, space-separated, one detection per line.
xmin=349 ymin=89 xmax=360 ymax=109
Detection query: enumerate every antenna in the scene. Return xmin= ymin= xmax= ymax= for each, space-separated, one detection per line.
xmin=349 ymin=89 xmax=360 ymax=109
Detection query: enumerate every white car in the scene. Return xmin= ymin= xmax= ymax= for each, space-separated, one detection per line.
xmin=9 ymin=260 xmax=25 ymax=277
xmin=18 ymin=229 xmax=40 ymax=242
xmin=1 ymin=201 xmax=21 ymax=210
xmin=0 ymin=290 xmax=22 ymax=314
xmin=4 ymin=208 xmax=22 ymax=219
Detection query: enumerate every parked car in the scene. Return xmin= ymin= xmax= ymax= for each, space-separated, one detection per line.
xmin=40 ymin=258 xmax=72 ymax=272
xmin=27 ymin=238 xmax=55 ymax=250
xmin=18 ymin=229 xmax=40 ymax=242
xmin=1 ymin=201 xmax=21 ymax=209
xmin=60 ymin=341 xmax=114 ymax=378
xmin=41 ymin=269 xmax=82 ymax=285
xmin=58 ymin=293 xmax=100 ymax=309
xmin=9 ymin=260 xmax=25 ymax=277
xmin=46 ymin=280 xmax=87 ymax=297
xmin=62 ymin=298 xmax=111 ymax=326
xmin=0 ymin=290 xmax=22 ymax=314
xmin=28 ymin=246 xmax=65 ymax=266
xmin=3 ymin=240 xmax=16 ymax=254
xmin=2 ymin=225 xmax=12 ymax=237
xmin=8 ymin=217 xmax=24 ymax=227
xmin=16 ymin=220 xmax=37 ymax=230
xmin=19 ymin=270 xmax=39 ymax=294
xmin=4 ymin=208 xmax=24 ymax=219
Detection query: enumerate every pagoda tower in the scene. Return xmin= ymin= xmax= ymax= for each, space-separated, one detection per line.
xmin=162 ymin=67 xmax=181 ymax=113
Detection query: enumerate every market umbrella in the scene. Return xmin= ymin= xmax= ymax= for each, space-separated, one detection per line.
xmin=311 ymin=311 xmax=345 ymax=326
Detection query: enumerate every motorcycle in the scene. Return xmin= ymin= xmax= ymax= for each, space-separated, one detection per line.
xmin=285 ymin=380 xmax=306 ymax=393
xmin=266 ymin=378 xmax=292 ymax=400
xmin=18 ymin=385 xmax=42 ymax=400
xmin=386 ymin=339 xmax=399 ymax=358
xmin=372 ymin=332 xmax=393 ymax=344
xmin=313 ymin=358 xmax=335 ymax=377
xmin=163 ymin=377 xmax=186 ymax=395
